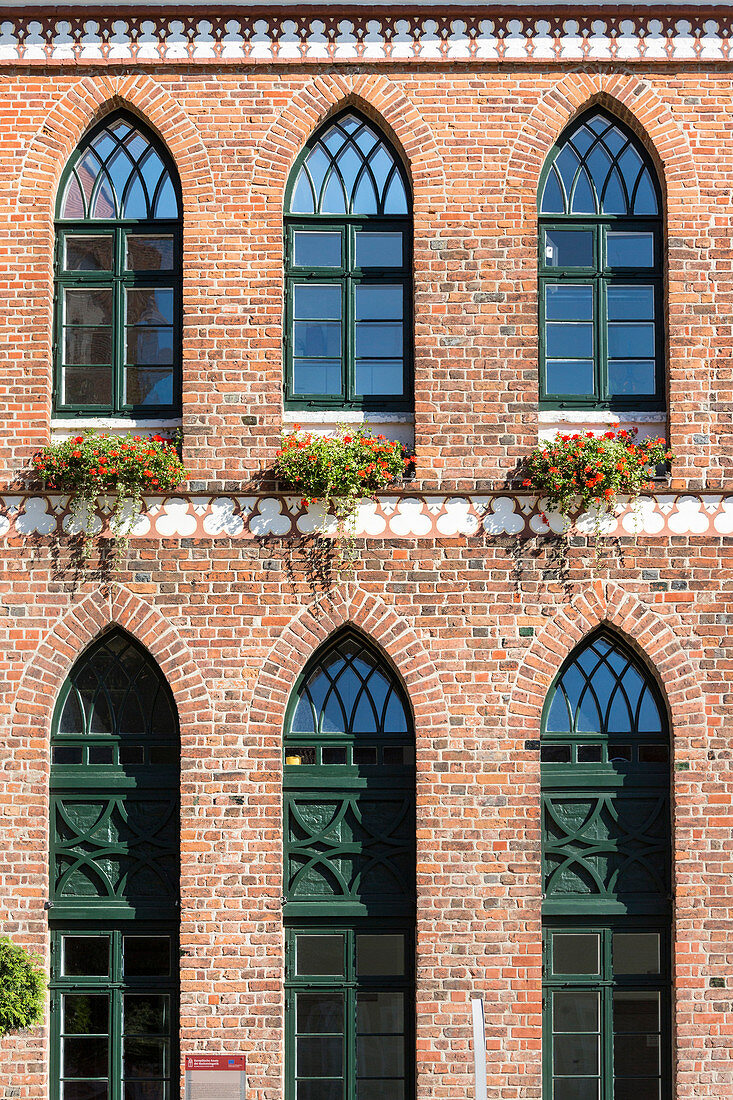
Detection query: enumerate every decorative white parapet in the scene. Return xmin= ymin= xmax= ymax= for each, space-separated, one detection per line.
xmin=0 ymin=8 xmax=730 ymax=65
xmin=3 ymin=492 xmax=733 ymax=540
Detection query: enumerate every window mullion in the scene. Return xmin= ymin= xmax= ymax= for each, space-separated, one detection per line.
xmin=114 ymin=228 xmax=124 ymax=416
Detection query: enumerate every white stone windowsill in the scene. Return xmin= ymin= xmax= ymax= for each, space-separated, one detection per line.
xmin=51 ymin=418 xmax=182 ymax=440
xmin=538 ymin=410 xmax=665 ymax=424
xmin=283 ymin=410 xmax=414 ymax=446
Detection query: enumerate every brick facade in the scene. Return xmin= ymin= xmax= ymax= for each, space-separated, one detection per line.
xmin=0 ymin=4 xmax=732 ymax=1099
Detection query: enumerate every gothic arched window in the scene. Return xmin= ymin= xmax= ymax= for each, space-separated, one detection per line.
xmin=284 ymin=111 xmax=412 ymax=410
xmin=54 ymin=111 xmax=182 ymax=417
xmin=283 ymin=630 xmax=415 ymax=1100
xmin=541 ymin=631 xmax=671 ymax=1100
xmin=50 ymin=630 xmax=179 ymax=1100
xmin=538 ymin=110 xmax=663 ymax=410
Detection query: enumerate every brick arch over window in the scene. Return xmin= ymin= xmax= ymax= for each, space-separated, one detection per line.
xmin=505 ymin=72 xmax=699 ymax=221
xmin=249 ymin=74 xmax=445 ymax=206
xmin=248 ymin=585 xmax=449 ymax=749
xmin=509 ymin=581 xmax=705 ymax=747
xmin=12 ymin=587 xmax=214 ymax=748
xmin=16 ymin=73 xmax=215 ymax=218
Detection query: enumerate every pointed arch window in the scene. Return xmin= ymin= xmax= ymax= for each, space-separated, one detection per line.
xmin=540 ymin=631 xmax=671 ymax=1100
xmin=49 ymin=630 xmax=179 ymax=1100
xmin=283 ymin=631 xmax=415 ymax=1100
xmin=54 ymin=111 xmax=182 ymax=417
xmin=538 ymin=110 xmax=664 ymax=410
xmin=284 ymin=111 xmax=412 ymax=410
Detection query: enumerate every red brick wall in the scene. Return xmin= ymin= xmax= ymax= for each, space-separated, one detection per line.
xmin=0 ymin=35 xmax=731 ymax=1100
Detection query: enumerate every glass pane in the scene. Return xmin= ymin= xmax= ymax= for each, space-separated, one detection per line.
xmin=552 ymin=934 xmax=600 ymax=975
xmin=357 ymin=1084 xmax=404 ymax=1100
xmin=355 ymin=323 xmax=402 ymax=358
xmin=63 ymin=1036 xmax=108 ymax=1077
xmin=297 ymin=1036 xmax=343 ymax=1077
xmin=614 ymin=1033 xmax=660 ymax=1078
xmin=608 ymin=323 xmax=655 ymax=359
xmin=64 ymin=289 xmax=113 ymax=327
xmin=353 ymin=746 xmax=378 ymax=766
xmin=356 ymin=1035 xmax=404 ymax=1076
xmin=607 ymin=231 xmax=655 ymax=268
xmin=545 ymin=360 xmax=594 ymax=396
xmin=63 ymin=937 xmax=110 ymax=977
xmin=541 ymin=745 xmax=572 ymax=763
xmin=65 ymin=236 xmax=113 ymax=271
xmin=546 ymin=323 xmax=593 ymax=360
xmin=297 ymin=1083 xmax=342 ymax=1100
xmin=356 ymin=935 xmax=405 ymax=977
xmin=64 ymin=331 xmax=113 ymax=367
xmin=124 ymin=368 xmax=174 ymax=407
xmin=553 ymin=992 xmax=599 ymax=1033
xmin=126 ymin=235 xmax=174 ymax=271
xmin=355 ymin=285 xmax=402 ymax=320
xmin=607 ymin=285 xmax=654 ymax=320
xmin=119 ymin=745 xmax=144 ymax=764
xmin=614 ymin=991 xmax=660 ymax=1036
xmin=293 ymin=232 xmax=341 ymax=268
xmin=357 ymin=992 xmax=404 ymax=1034
xmin=545 ymin=285 xmax=593 ymax=321
xmin=544 ymin=230 xmax=594 ymax=268
xmin=123 ymin=937 xmax=170 ymax=977
xmin=577 ymin=746 xmax=602 ymax=762
xmin=322 ymin=747 xmax=347 ymax=765
xmin=354 ymin=361 xmax=404 ymax=396
xmin=294 ymin=284 xmax=341 ymax=320
xmin=294 ymin=321 xmax=341 ymax=358
xmin=292 ymin=359 xmax=342 ymax=396
xmin=123 ymin=1037 xmax=167 ymax=1077
xmin=607 ymin=360 xmax=656 ymax=396
xmin=553 ymin=1034 xmax=599 ymax=1076
xmin=88 ymin=745 xmax=114 ymax=764
xmin=53 ymin=746 xmax=84 ymax=764
xmin=613 ymin=933 xmax=661 ymax=975
xmin=62 ymin=1085 xmax=108 ymax=1100
xmin=613 ymin=1082 xmax=660 ymax=1100
xmin=552 ymin=1082 xmax=598 ymax=1100
xmin=64 ymin=995 xmax=109 ymax=1035
xmin=355 ymin=232 xmax=403 ymax=267
xmin=126 ymin=288 xmax=174 ymax=326
xmin=125 ymin=328 xmax=174 ymax=366
xmin=124 ymin=995 xmax=168 ymax=1034
xmin=638 ymin=745 xmax=668 ymax=764
xmin=297 ymin=994 xmax=344 ymax=1034
xmin=296 ymin=935 xmax=345 ymax=976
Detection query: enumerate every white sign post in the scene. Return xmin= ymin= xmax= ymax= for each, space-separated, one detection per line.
xmin=471 ymin=996 xmax=487 ymax=1100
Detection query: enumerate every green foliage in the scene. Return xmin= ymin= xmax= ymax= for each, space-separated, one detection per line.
xmin=0 ymin=936 xmax=45 ymax=1035
xmin=523 ymin=429 xmax=674 ymax=527
xmin=275 ymin=426 xmax=411 ymax=506
xmin=31 ymin=432 xmax=187 ymax=547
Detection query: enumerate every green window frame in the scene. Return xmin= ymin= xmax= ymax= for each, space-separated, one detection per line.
xmin=541 ymin=631 xmax=672 ymax=1099
xmin=50 ymin=926 xmax=178 ymax=1100
xmin=54 ymin=111 xmax=182 ymax=418
xmin=285 ymin=926 xmax=414 ymax=1100
xmin=543 ymin=922 xmax=671 ymax=1100
xmin=283 ymin=631 xmax=416 ymax=1100
xmin=538 ymin=110 xmax=664 ymax=411
xmin=50 ymin=630 xmax=180 ymax=1100
xmin=284 ymin=110 xmax=413 ymax=411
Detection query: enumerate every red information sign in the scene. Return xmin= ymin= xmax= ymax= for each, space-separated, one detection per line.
xmin=185 ymin=1055 xmax=246 ymax=1099
xmin=185 ymin=1056 xmax=246 ymax=1071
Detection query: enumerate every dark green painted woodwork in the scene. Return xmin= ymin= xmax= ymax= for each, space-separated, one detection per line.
xmin=49 ymin=926 xmax=178 ymax=1100
xmin=543 ymin=923 xmax=671 ymax=1100
xmin=285 ymin=926 xmax=413 ymax=1100
xmin=50 ymin=630 xmax=180 ymax=921
xmin=284 ymin=110 xmax=412 ymax=411
xmin=284 ymin=633 xmax=416 ymax=1100
xmin=540 ymin=631 xmax=670 ymax=916
xmin=537 ymin=109 xmax=663 ymax=410
xmin=541 ymin=632 xmax=672 ymax=1099
xmin=283 ymin=631 xmax=415 ymax=919
xmin=54 ymin=111 xmax=182 ymax=418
